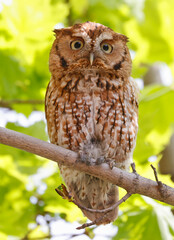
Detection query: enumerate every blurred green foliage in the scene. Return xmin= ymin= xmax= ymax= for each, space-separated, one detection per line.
xmin=0 ymin=0 xmax=174 ymax=239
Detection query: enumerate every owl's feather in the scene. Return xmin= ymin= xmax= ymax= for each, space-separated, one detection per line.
xmin=45 ymin=21 xmax=138 ymax=224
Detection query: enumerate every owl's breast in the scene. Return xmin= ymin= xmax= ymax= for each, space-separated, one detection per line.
xmin=46 ymin=79 xmax=95 ymax=150
xmin=93 ymin=86 xmax=138 ymax=167
xmin=45 ymin=73 xmax=138 ymax=166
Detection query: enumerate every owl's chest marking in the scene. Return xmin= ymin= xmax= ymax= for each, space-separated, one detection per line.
xmin=46 ymin=72 xmax=138 ymax=167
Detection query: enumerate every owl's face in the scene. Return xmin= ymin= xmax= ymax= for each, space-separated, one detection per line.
xmin=49 ymin=22 xmax=131 ymax=78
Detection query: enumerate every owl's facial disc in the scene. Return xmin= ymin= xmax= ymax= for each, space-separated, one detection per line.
xmin=52 ymin=23 xmax=130 ymax=74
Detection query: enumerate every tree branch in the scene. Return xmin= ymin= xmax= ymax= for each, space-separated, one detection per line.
xmin=0 ymin=99 xmax=44 ymax=109
xmin=0 ymin=126 xmax=174 ymax=206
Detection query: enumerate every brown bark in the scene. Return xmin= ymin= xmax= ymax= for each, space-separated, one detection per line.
xmin=0 ymin=126 xmax=174 ymax=206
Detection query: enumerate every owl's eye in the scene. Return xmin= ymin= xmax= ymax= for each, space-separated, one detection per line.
xmin=101 ymin=42 xmax=113 ymax=53
xmin=70 ymin=40 xmax=84 ymax=50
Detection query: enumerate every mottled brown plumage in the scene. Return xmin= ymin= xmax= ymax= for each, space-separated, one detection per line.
xmin=45 ymin=22 xmax=138 ymax=224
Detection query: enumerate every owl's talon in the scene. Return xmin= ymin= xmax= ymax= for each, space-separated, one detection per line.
xmin=76 ymin=156 xmax=81 ymax=163
xmin=78 ymin=152 xmax=93 ymax=165
xmin=86 ymin=159 xmax=92 ymax=166
xmin=96 ymin=156 xmax=105 ymax=165
xmin=77 ymin=152 xmax=86 ymax=163
xmin=109 ymin=161 xmax=114 ymax=170
xmin=104 ymin=158 xmax=115 ymax=169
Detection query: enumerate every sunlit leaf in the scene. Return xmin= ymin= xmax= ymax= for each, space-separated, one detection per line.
xmin=134 ymin=85 xmax=174 ymax=163
xmin=113 ymin=197 xmax=174 ymax=240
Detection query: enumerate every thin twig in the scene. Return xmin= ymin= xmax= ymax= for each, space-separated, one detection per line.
xmin=151 ymin=164 xmax=161 ymax=185
xmin=55 ymin=184 xmax=132 ymax=214
xmin=151 ymin=164 xmax=165 ymax=197
xmin=55 ymin=185 xmax=131 ymax=229
xmin=76 ymin=192 xmax=132 ymax=229
xmin=0 ymin=99 xmax=44 ymax=109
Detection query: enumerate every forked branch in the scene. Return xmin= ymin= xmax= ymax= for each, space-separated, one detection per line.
xmin=55 ymin=184 xmax=132 ymax=228
xmin=76 ymin=192 xmax=132 ymax=229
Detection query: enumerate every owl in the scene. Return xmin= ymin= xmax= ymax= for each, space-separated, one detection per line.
xmin=45 ymin=21 xmax=138 ymax=224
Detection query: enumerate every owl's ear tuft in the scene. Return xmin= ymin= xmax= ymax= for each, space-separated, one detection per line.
xmin=53 ymin=27 xmax=73 ymax=38
xmin=113 ymin=32 xmax=129 ymax=42
xmin=53 ymin=29 xmax=62 ymax=38
xmin=120 ymin=34 xmax=129 ymax=43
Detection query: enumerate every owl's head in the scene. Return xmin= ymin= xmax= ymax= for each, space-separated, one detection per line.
xmin=49 ymin=22 xmax=131 ymax=78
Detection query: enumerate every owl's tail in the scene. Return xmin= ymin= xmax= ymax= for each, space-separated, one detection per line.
xmin=69 ymin=173 xmax=119 ymax=224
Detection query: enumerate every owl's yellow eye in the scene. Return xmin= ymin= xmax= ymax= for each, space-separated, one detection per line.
xmin=70 ymin=40 xmax=84 ymax=50
xmin=101 ymin=42 xmax=113 ymax=53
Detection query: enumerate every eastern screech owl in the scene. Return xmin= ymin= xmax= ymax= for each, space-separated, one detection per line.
xmin=45 ymin=21 xmax=138 ymax=224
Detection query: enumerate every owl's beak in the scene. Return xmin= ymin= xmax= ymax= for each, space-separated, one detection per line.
xmin=89 ymin=52 xmax=94 ymax=65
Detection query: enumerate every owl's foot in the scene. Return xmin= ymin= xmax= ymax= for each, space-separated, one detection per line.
xmin=105 ymin=159 xmax=116 ymax=169
xmin=96 ymin=156 xmax=105 ymax=165
xmin=77 ymin=153 xmax=105 ymax=166
xmin=77 ymin=152 xmax=94 ymax=165
xmin=109 ymin=161 xmax=114 ymax=169
xmin=77 ymin=137 xmax=105 ymax=165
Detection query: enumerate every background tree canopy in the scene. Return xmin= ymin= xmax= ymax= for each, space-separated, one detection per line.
xmin=0 ymin=0 xmax=174 ymax=239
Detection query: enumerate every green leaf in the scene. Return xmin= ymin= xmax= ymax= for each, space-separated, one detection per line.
xmin=0 ymin=121 xmax=48 ymax=175
xmin=0 ymin=0 xmax=68 ymax=115
xmin=113 ymin=197 xmax=174 ymax=240
xmin=0 ymin=157 xmax=36 ymax=236
xmin=134 ymin=85 xmax=174 ymax=163
xmin=0 ymin=51 xmax=26 ymax=99
xmin=42 ymin=171 xmax=85 ymax=222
